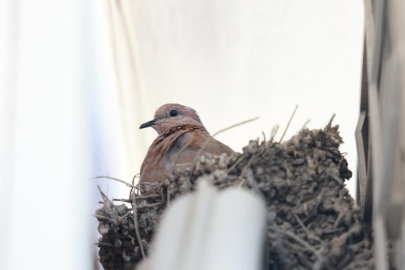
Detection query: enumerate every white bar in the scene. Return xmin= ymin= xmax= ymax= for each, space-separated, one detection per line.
xmin=140 ymin=178 xmax=267 ymax=270
xmin=0 ymin=0 xmax=18 ymax=268
xmin=1 ymin=0 xmax=93 ymax=269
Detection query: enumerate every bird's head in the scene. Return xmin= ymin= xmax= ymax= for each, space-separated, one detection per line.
xmin=139 ymin=103 xmax=205 ymax=134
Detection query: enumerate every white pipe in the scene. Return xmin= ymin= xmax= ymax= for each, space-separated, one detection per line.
xmin=139 ymin=178 xmax=267 ymax=270
xmin=1 ymin=0 xmax=94 ymax=269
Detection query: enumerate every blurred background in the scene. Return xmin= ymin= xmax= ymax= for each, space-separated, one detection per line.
xmin=0 ymin=0 xmax=364 ymax=269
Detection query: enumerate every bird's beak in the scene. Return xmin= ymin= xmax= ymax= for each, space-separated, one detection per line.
xmin=139 ymin=119 xmax=157 ymax=129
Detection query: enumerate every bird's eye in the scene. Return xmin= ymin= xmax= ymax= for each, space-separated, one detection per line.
xmin=169 ymin=109 xmax=179 ymax=117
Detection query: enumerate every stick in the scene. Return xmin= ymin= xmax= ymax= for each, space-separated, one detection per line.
xmin=95 ymin=242 xmax=114 ymax=247
xmin=292 ymin=212 xmax=322 ymax=243
xmin=301 ymin=119 xmax=310 ymax=130
xmin=279 ymin=105 xmax=298 ymax=143
xmin=213 ymin=116 xmax=259 ymax=137
xmin=244 ymin=168 xmax=265 ymax=200
xmin=117 ymin=211 xmax=132 ymax=224
xmin=225 ymin=155 xmax=244 ymax=174
xmin=97 ymin=185 xmax=120 ymax=213
xmin=137 ymin=202 xmax=163 ymax=209
xmin=270 ymin=125 xmax=279 ymax=143
xmin=325 ymin=113 xmax=336 ymax=130
xmin=132 ymin=193 xmax=146 ymax=259
xmin=166 ymin=188 xmax=171 ymax=207
xmin=94 ymin=214 xmax=115 ymax=222
xmin=130 ymin=173 xmax=140 ymax=196
xmin=269 ymin=227 xmax=320 ymax=257
xmin=113 ymin=194 xmax=161 ymax=202
xmin=93 ymin=176 xmax=136 ymax=188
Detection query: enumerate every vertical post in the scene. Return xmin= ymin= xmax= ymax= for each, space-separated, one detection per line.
xmin=1 ymin=0 xmax=93 ymax=269
xmin=359 ymin=0 xmax=405 ymax=269
xmin=0 ymin=0 xmax=19 ymax=269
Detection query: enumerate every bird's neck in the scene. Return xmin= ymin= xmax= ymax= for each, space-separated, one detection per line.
xmin=160 ymin=124 xmax=207 ymax=138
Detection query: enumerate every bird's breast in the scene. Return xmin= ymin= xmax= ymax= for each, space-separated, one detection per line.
xmin=140 ymin=124 xmax=233 ymax=183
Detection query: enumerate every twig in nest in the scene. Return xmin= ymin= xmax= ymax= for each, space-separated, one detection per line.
xmin=130 ymin=173 xmax=140 ymax=196
xmin=237 ymin=150 xmax=263 ymax=188
xmin=112 ymin=201 xmax=164 ymax=210
xmin=166 ymin=188 xmax=171 ymax=207
xmin=238 ymin=178 xmax=246 ymax=187
xmin=137 ymin=182 xmax=163 ymax=196
xmin=238 ymin=148 xmax=264 ymax=181
xmin=244 ymin=168 xmax=265 ymax=200
xmin=93 ymin=176 xmax=136 ymax=188
xmin=94 ymin=214 xmax=115 ymax=222
xmin=225 ymin=155 xmax=244 ymax=174
xmin=269 ymin=227 xmax=320 ymax=257
xmin=279 ymin=105 xmax=298 ymax=143
xmin=137 ymin=202 xmax=163 ymax=209
xmin=215 ymin=153 xmax=245 ymax=184
xmin=341 ymin=260 xmax=373 ymax=270
xmin=116 ymin=211 xmax=132 ymax=225
xmin=98 ymin=186 xmax=112 ymax=204
xmin=136 ymin=181 xmax=156 ymax=186
xmin=113 ymin=194 xmax=161 ymax=203
xmin=96 ymin=242 xmax=114 ymax=247
xmin=303 ymin=190 xmax=324 ymax=225
xmin=212 ymin=116 xmax=260 ymax=138
xmin=325 ymin=113 xmax=336 ymax=130
xmin=237 ymin=154 xmax=256 ymax=187
xmin=270 ymin=125 xmax=279 ymax=143
xmin=301 ymin=119 xmax=310 ymax=130
xmin=97 ymin=185 xmax=121 ymax=214
xmin=341 ymin=251 xmax=373 ymax=270
xmin=293 ymin=212 xmax=322 ymax=243
xmin=132 ymin=193 xmax=146 ymax=259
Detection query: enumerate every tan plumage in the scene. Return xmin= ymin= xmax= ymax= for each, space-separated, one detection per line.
xmin=139 ymin=104 xmax=234 ymax=182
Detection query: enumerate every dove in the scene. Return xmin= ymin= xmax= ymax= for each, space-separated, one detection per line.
xmin=139 ymin=104 xmax=234 ymax=182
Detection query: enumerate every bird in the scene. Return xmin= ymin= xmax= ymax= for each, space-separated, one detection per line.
xmin=139 ymin=103 xmax=234 ymax=183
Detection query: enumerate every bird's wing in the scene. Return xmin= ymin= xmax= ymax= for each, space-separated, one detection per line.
xmin=140 ymin=125 xmax=201 ymax=182
xmin=201 ymin=137 xmax=234 ymax=156
xmin=140 ymin=125 xmax=234 ymax=182
xmin=177 ymin=131 xmax=234 ymax=159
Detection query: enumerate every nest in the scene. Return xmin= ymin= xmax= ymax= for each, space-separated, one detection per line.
xmin=95 ymin=118 xmax=374 ymax=270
